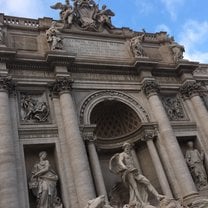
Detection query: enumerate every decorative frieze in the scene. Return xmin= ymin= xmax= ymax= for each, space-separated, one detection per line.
xmin=162 ymin=96 xmax=186 ymax=121
xmin=142 ymin=80 xmax=160 ymax=97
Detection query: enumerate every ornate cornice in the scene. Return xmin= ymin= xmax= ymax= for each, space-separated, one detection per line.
xmin=0 ymin=76 xmax=15 ymax=93
xmin=179 ymin=81 xmax=205 ymax=99
xmin=49 ymin=77 xmax=73 ymax=95
xmin=142 ymin=80 xmax=160 ymax=97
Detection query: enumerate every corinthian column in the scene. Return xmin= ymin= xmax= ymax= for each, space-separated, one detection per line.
xmin=82 ymin=125 xmax=108 ymax=203
xmin=51 ymin=77 xmax=95 ymax=208
xmin=142 ymin=80 xmax=197 ymax=201
xmin=0 ymin=77 xmax=19 ymax=208
xmin=143 ymin=130 xmax=172 ymax=197
xmin=179 ymin=81 xmax=208 ymax=141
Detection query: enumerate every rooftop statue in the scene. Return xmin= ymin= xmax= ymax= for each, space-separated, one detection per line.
xmin=130 ymin=30 xmax=146 ymax=58
xmin=169 ymin=39 xmax=185 ymax=63
xmin=50 ymin=0 xmax=115 ymax=32
xmin=46 ymin=21 xmax=63 ymax=50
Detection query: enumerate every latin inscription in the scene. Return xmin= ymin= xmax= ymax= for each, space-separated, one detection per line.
xmin=64 ymin=38 xmax=130 ymax=59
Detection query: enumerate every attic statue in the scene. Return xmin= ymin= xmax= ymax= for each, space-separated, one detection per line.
xmin=169 ymin=40 xmax=185 ymax=62
xmin=46 ymin=21 xmax=63 ymax=50
xmin=50 ymin=0 xmax=115 ymax=31
xmin=130 ymin=31 xmax=146 ymax=57
xmin=109 ymin=142 xmax=164 ymax=208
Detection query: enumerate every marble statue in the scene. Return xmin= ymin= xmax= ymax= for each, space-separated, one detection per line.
xmin=50 ymin=0 xmax=115 ymax=32
xmin=169 ymin=40 xmax=184 ymax=62
xmin=130 ymin=32 xmax=146 ymax=57
xmin=96 ymin=5 xmax=115 ymax=29
xmin=46 ymin=21 xmax=63 ymax=50
xmin=29 ymin=151 xmax=62 ymax=208
xmin=185 ymin=141 xmax=208 ymax=190
xmin=109 ymin=142 xmax=164 ymax=208
xmin=50 ymin=0 xmax=74 ymax=27
xmin=21 ymin=95 xmax=49 ymax=122
xmin=85 ymin=195 xmax=113 ymax=208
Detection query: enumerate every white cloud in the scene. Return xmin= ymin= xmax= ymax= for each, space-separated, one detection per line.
xmin=178 ymin=20 xmax=208 ymax=63
xmin=155 ymin=24 xmax=171 ymax=34
xmin=0 ymin=0 xmax=46 ymax=18
xmin=160 ymin=0 xmax=185 ymax=20
xmin=134 ymin=0 xmax=154 ymax=15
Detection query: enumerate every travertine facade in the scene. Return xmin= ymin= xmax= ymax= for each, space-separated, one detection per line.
xmin=1 ymin=1 xmax=208 ymax=208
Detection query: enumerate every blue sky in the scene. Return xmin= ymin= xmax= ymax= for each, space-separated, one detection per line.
xmin=1 ymin=0 xmax=208 ymax=63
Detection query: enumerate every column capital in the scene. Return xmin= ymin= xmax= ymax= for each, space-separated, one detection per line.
xmin=142 ymin=129 xmax=156 ymax=142
xmin=179 ymin=81 xmax=205 ymax=99
xmin=49 ymin=76 xmax=73 ymax=96
xmin=0 ymin=76 xmax=15 ymax=93
xmin=142 ymin=80 xmax=160 ymax=97
xmin=80 ymin=124 xmax=97 ymax=142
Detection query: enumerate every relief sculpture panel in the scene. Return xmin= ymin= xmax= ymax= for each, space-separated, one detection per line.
xmin=20 ymin=93 xmax=50 ymax=123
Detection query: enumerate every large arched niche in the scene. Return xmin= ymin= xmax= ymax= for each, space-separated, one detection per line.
xmin=79 ymin=90 xmax=151 ymax=148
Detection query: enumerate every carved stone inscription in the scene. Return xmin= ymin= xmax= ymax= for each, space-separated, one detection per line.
xmin=64 ymin=38 xmax=130 ymax=59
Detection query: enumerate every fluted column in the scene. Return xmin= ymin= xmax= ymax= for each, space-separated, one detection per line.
xmin=142 ymin=80 xmax=197 ymax=200
xmin=51 ymin=77 xmax=95 ymax=208
xmin=143 ymin=130 xmax=172 ymax=197
xmin=82 ymin=125 xmax=108 ymax=203
xmin=0 ymin=77 xmax=19 ymax=208
xmin=179 ymin=81 xmax=208 ymax=141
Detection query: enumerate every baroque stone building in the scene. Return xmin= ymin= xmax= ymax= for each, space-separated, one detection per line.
xmin=1 ymin=1 xmax=208 ymax=208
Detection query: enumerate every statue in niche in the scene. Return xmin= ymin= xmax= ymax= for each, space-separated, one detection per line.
xmin=169 ymin=40 xmax=185 ymax=63
xmin=46 ymin=21 xmax=63 ymax=50
xmin=109 ymin=142 xmax=164 ymax=208
xmin=29 ymin=151 xmax=63 ymax=208
xmin=162 ymin=97 xmax=185 ymax=121
xmin=130 ymin=30 xmax=146 ymax=57
xmin=185 ymin=141 xmax=208 ymax=190
xmin=21 ymin=94 xmax=49 ymax=122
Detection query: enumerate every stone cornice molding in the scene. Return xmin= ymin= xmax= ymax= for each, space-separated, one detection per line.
xmin=179 ymin=81 xmax=205 ymax=99
xmin=0 ymin=76 xmax=15 ymax=93
xmin=0 ymin=47 xmax=16 ymax=62
xmin=46 ymin=51 xmax=76 ymax=67
xmin=142 ymin=80 xmax=160 ymax=97
xmin=49 ymin=76 xmax=73 ymax=95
